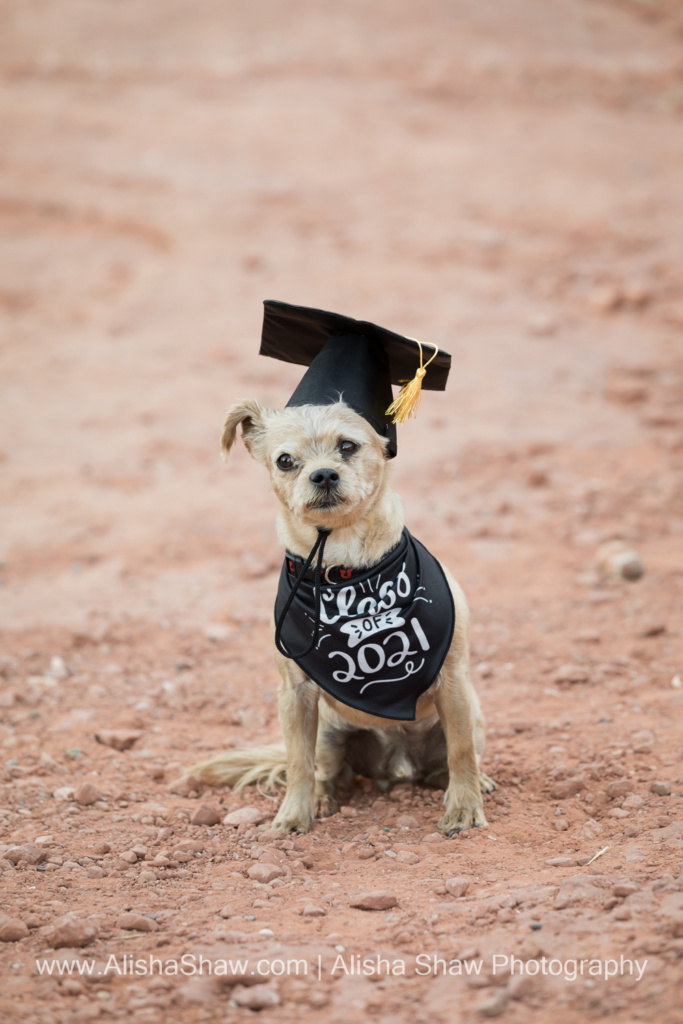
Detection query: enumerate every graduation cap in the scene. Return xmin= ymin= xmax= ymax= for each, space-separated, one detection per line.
xmin=259 ymin=300 xmax=451 ymax=458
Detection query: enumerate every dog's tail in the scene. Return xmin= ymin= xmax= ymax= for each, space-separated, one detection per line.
xmin=189 ymin=744 xmax=288 ymax=792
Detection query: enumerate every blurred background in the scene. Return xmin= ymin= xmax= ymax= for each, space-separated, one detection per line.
xmin=1 ymin=7 xmax=683 ymax=1021
xmin=1 ymin=0 xmax=682 ymax=631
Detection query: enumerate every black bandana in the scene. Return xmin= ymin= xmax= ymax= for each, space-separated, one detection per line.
xmin=274 ymin=529 xmax=455 ymax=721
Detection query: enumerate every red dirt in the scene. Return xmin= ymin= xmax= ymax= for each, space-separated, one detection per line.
xmin=1 ymin=1 xmax=682 ymax=1022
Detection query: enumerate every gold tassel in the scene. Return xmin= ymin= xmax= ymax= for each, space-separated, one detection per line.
xmin=385 ymin=339 xmax=439 ymax=424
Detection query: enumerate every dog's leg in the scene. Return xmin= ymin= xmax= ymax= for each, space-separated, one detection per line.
xmin=434 ymin=658 xmax=488 ymax=835
xmin=272 ymin=657 xmax=319 ymax=834
xmin=314 ymin=727 xmax=346 ymax=818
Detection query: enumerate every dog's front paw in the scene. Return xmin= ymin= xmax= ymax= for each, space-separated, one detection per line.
xmin=272 ymin=811 xmax=313 ymax=834
xmin=479 ymin=772 xmax=497 ymax=794
xmin=315 ymin=793 xmax=339 ymax=818
xmin=439 ymin=803 xmax=487 ymax=836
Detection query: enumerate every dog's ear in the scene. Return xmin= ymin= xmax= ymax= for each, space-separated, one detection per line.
xmin=220 ymin=399 xmax=271 ymax=462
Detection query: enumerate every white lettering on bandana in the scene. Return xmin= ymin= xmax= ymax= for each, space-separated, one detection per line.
xmin=274 ymin=530 xmax=455 ymax=720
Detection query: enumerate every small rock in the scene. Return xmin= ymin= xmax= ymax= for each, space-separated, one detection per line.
xmin=5 ymin=843 xmax=44 ymax=865
xmin=167 ymin=774 xmax=203 ymax=797
xmin=350 ymin=891 xmax=398 ymax=911
xmin=232 ymin=984 xmax=280 ymax=1010
xmin=117 ymin=913 xmax=159 ymax=932
xmin=445 ymin=877 xmax=470 ymax=897
xmin=396 ymin=851 xmax=420 ymax=864
xmin=204 ymin=623 xmax=230 ymax=641
xmin=554 ymin=819 xmax=569 ymax=832
xmin=636 ymin=621 xmax=666 ymax=638
xmin=551 ymin=775 xmax=586 ymax=800
xmin=190 ymin=803 xmax=222 ymax=827
xmin=0 ymin=916 xmax=30 ymax=942
xmin=528 ymin=312 xmax=557 ymax=337
xmin=553 ymin=665 xmax=589 ymax=686
xmin=613 ymin=882 xmax=638 ymax=897
xmin=508 ymin=974 xmax=535 ymax=1000
xmin=95 ymin=729 xmax=143 ymax=751
xmin=247 ymin=863 xmax=285 ymax=884
xmin=119 ymin=851 xmax=138 ymax=864
xmin=588 ymin=284 xmax=621 ymax=314
xmin=303 ymin=905 xmax=326 ymax=917
xmin=42 ymin=914 xmax=97 ymax=949
xmin=545 ymin=857 xmax=575 ymax=867
xmin=48 ymin=656 xmax=69 ymax=680
xmin=477 ymin=990 xmax=508 ymax=1017
xmin=53 ymin=786 xmax=76 ymax=802
xmin=597 ymin=540 xmax=644 ymax=581
xmin=340 ymin=806 xmax=358 ymax=818
xmin=650 ymin=781 xmax=671 ymax=796
xmin=223 ymin=807 xmax=269 ymax=827
xmin=395 ymin=814 xmax=419 ymax=829
xmin=74 ymin=782 xmax=102 ymax=806
xmin=607 ymin=780 xmax=633 ymax=799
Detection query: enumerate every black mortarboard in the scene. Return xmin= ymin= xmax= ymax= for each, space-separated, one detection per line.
xmin=259 ymin=300 xmax=451 ymax=458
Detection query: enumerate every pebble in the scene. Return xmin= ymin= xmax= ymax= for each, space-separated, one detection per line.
xmin=340 ymin=806 xmax=358 ymax=817
xmin=231 ymin=984 xmax=280 ymax=1010
xmin=596 ymin=540 xmax=644 ymax=580
xmin=550 ymin=775 xmax=586 ymax=799
xmin=48 ymin=656 xmax=69 ymax=680
xmin=74 ymin=782 xmax=102 ymax=806
xmin=224 ymin=807 xmax=269 ymax=826
xmin=190 ymin=803 xmax=222 ymax=826
xmin=53 ymin=786 xmax=76 ymax=802
xmin=445 ymin=877 xmax=470 ymax=897
xmin=476 ymin=990 xmax=508 ymax=1018
xmin=350 ymin=891 xmax=398 ymax=911
xmin=396 ymin=814 xmax=419 ymax=829
xmin=95 ymin=729 xmax=143 ymax=751
xmin=613 ymin=882 xmax=638 ymax=897
xmin=303 ymin=905 xmax=326 ymax=917
xmin=119 ymin=850 xmax=138 ymax=864
xmin=117 ymin=912 xmax=159 ymax=932
xmin=546 ymin=857 xmax=575 ymax=867
xmin=42 ymin=913 xmax=97 ymax=949
xmin=553 ymin=665 xmax=589 ymax=685
xmin=5 ymin=843 xmax=45 ymax=865
xmin=554 ymin=819 xmax=569 ymax=831
xmin=650 ymin=781 xmax=671 ymax=796
xmin=167 ymin=774 xmax=202 ymax=797
xmin=636 ymin=620 xmax=666 ymax=638
xmin=396 ymin=851 xmax=420 ymax=864
xmin=204 ymin=623 xmax=230 ymax=641
xmin=0 ymin=916 xmax=30 ymax=942
xmin=607 ymin=780 xmax=633 ymax=798
xmin=247 ymin=863 xmax=285 ymax=884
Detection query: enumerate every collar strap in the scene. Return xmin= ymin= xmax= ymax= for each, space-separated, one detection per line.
xmin=286 ymin=556 xmax=355 ymax=585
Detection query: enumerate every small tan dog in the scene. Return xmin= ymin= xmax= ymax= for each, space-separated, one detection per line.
xmin=191 ymin=397 xmax=494 ymax=834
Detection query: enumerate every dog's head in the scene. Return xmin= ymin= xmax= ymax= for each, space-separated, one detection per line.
xmin=221 ymin=399 xmax=390 ymax=529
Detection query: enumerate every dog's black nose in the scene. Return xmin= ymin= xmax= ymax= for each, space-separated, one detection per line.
xmin=310 ymin=468 xmax=340 ymax=488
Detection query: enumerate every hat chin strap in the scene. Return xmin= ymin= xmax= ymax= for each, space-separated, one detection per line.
xmin=274 ymin=527 xmax=332 ymax=660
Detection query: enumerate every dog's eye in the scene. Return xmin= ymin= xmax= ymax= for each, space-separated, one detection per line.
xmin=276 ymin=453 xmax=295 ymax=471
xmin=338 ymin=440 xmax=359 ymax=457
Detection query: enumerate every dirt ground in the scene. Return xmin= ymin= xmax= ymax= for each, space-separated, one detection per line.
xmin=1 ymin=1 xmax=683 ymax=1021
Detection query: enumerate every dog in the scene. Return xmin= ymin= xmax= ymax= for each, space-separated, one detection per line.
xmin=190 ymin=397 xmax=494 ymax=834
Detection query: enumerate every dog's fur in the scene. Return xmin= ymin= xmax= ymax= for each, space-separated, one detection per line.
xmin=190 ymin=399 xmax=494 ymax=834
